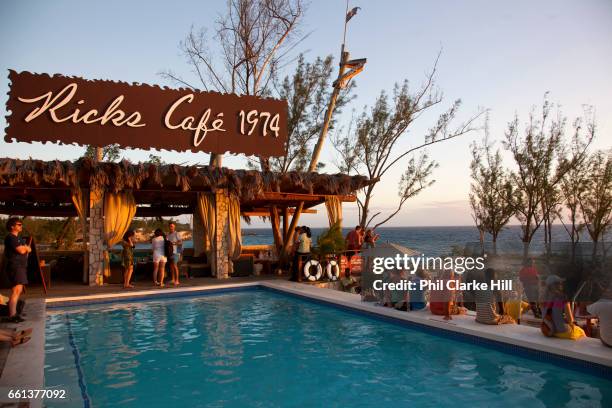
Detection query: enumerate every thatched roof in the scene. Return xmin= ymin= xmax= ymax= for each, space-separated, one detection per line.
xmin=0 ymin=157 xmax=371 ymax=201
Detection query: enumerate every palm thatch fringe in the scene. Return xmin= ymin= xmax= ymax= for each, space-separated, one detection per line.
xmin=0 ymin=157 xmax=371 ymax=201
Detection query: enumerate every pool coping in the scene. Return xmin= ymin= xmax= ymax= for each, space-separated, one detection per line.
xmin=0 ymin=298 xmax=45 ymax=408
xmin=3 ymin=280 xmax=611 ymax=407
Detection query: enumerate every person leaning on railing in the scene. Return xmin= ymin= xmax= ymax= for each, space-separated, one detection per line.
xmin=345 ymin=226 xmax=363 ymax=260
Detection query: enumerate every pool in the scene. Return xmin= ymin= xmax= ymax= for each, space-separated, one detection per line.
xmin=45 ymin=289 xmax=612 ymax=407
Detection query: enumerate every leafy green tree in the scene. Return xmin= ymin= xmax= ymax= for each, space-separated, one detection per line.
xmin=269 ymin=54 xmax=354 ymax=173
xmin=315 ymin=221 xmax=345 ymax=257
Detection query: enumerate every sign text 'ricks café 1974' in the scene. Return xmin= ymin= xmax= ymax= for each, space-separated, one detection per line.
xmin=4 ymin=70 xmax=288 ymax=157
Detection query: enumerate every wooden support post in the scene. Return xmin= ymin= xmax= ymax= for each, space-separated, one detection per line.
xmin=283 ymin=206 xmax=289 ymax=241
xmin=270 ymin=205 xmax=283 ymax=251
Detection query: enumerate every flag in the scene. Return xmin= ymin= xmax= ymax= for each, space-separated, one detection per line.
xmin=346 ymin=6 xmax=361 ymax=22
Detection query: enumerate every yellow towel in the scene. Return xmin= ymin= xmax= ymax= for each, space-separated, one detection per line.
xmin=504 ymin=300 xmax=530 ymax=320
xmin=554 ymin=324 xmax=586 ymax=340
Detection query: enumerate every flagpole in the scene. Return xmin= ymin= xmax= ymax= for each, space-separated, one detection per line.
xmin=342 ymin=0 xmax=349 ymax=51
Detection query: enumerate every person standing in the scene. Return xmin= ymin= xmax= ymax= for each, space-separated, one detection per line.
xmin=364 ymin=229 xmax=379 ymax=249
xmin=151 ymin=229 xmax=167 ymax=287
xmin=519 ymin=258 xmax=542 ymax=318
xmin=166 ymin=222 xmax=183 ymax=286
xmin=121 ymin=230 xmax=136 ymax=289
xmin=3 ymin=218 xmax=31 ymax=323
xmin=293 ymin=227 xmax=312 ymax=281
xmin=345 ymin=226 xmax=363 ymax=259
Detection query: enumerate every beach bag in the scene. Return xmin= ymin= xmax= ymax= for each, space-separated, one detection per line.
xmin=164 ymin=239 xmax=174 ymax=257
xmin=540 ymin=306 xmax=554 ymax=337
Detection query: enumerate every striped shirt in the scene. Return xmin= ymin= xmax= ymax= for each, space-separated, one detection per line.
xmin=475 ymin=289 xmax=501 ymax=324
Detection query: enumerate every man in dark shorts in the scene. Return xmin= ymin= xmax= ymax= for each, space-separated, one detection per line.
xmin=3 ymin=217 xmax=31 ymax=323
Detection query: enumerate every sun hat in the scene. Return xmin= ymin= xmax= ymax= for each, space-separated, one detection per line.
xmin=545 ymin=274 xmax=564 ymax=287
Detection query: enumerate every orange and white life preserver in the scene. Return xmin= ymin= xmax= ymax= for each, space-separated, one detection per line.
xmin=326 ymin=260 xmax=341 ymax=281
xmin=303 ymin=260 xmax=323 ymax=281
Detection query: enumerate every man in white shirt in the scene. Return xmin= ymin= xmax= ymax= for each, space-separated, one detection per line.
xmin=588 ymin=298 xmax=612 ymax=347
xmin=167 ymin=222 xmax=183 ymax=285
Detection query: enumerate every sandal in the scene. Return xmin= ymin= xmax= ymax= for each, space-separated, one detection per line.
xmin=17 ymin=328 xmax=33 ymax=338
xmin=11 ymin=336 xmax=31 ymax=347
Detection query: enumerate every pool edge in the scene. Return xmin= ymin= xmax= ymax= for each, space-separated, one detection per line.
xmin=42 ymin=280 xmax=612 ymax=380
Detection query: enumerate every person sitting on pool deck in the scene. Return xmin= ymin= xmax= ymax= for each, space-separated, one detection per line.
xmin=504 ymin=291 xmax=530 ymax=322
xmin=474 ymin=268 xmax=515 ymax=325
xmin=429 ymin=269 xmax=467 ymax=320
xmin=389 ymin=269 xmax=408 ymax=311
xmin=0 ymin=327 xmax=32 ymax=347
xmin=541 ymin=275 xmax=585 ymax=340
xmin=587 ymin=296 xmax=612 ymax=348
xmin=409 ymin=268 xmax=429 ymax=311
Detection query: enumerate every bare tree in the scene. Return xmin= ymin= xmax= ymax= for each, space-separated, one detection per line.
xmin=161 ymin=0 xmax=304 ymax=169
xmin=579 ymin=149 xmax=612 ymax=258
xmin=503 ymin=96 xmax=594 ymax=258
xmin=559 ymin=119 xmax=592 ymax=258
xmin=469 ymin=125 xmax=514 ymax=253
xmin=333 ymin=57 xmax=483 ymax=229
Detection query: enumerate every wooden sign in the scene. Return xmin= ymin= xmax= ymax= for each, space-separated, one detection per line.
xmin=5 ymin=70 xmax=288 ymax=157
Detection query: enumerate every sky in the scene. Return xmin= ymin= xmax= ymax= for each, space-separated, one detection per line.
xmin=1 ymin=0 xmax=611 ymax=227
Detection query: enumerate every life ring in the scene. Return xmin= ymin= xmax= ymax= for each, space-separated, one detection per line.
xmin=326 ymin=260 xmax=341 ymax=281
xmin=303 ymin=260 xmax=323 ymax=281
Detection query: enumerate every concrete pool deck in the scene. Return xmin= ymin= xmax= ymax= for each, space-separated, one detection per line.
xmin=1 ymin=279 xmax=611 ymax=406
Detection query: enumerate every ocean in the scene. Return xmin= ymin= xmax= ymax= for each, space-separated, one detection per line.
xmin=134 ymin=225 xmax=607 ymax=257
xmin=242 ymin=225 xmax=607 ymax=257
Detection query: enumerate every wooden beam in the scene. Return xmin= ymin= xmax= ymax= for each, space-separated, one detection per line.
xmin=135 ymin=206 xmax=193 ymax=217
xmin=0 ymin=204 xmax=77 ymax=217
xmin=242 ymin=208 xmax=316 ymax=217
xmin=260 ymin=192 xmax=356 ymax=202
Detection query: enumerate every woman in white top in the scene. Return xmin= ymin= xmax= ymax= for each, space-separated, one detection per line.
xmin=292 ymin=226 xmax=312 ymax=281
xmin=151 ymin=228 xmax=167 ymax=287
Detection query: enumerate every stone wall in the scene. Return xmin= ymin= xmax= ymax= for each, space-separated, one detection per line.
xmin=88 ymin=187 xmax=105 ymax=286
xmin=214 ymin=189 xmax=231 ymax=278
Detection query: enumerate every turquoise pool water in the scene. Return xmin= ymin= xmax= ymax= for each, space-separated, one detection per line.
xmin=45 ymin=290 xmax=611 ymax=407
